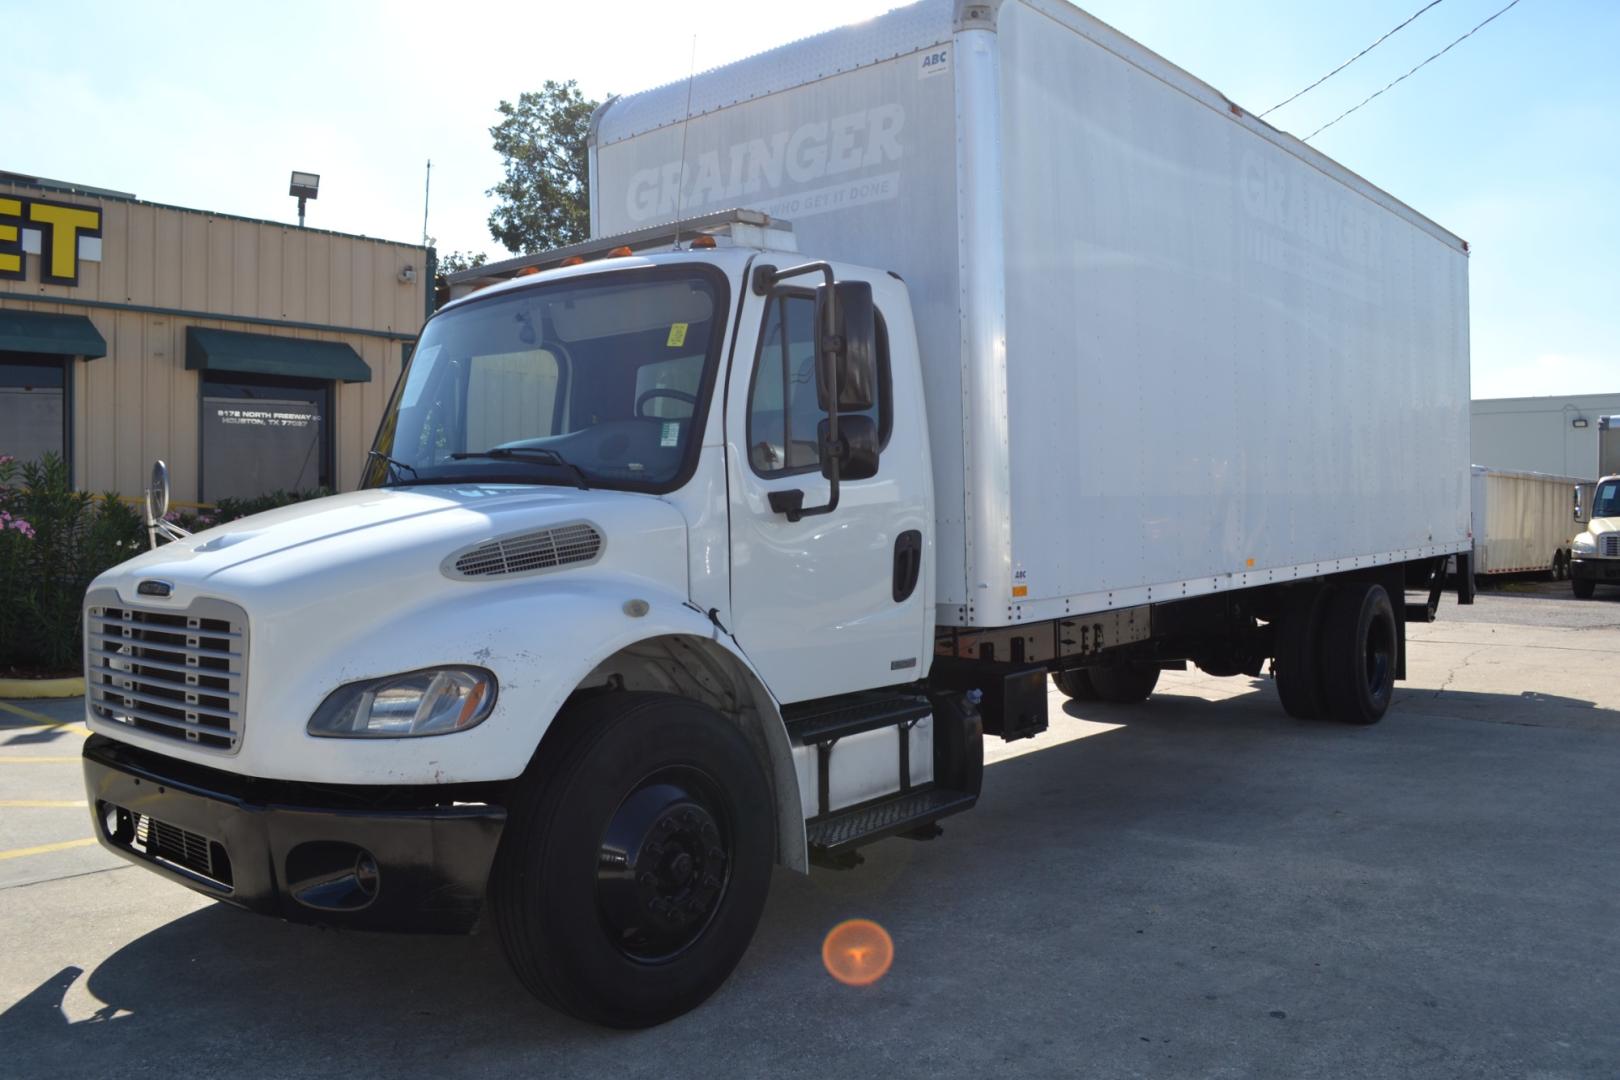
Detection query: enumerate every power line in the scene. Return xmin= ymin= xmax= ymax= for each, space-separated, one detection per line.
xmin=1261 ymin=0 xmax=1446 ymax=117
xmin=1303 ymin=0 xmax=1526 ymax=141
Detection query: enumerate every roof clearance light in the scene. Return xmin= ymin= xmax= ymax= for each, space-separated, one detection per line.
xmin=560 ymin=256 xmax=585 ymax=267
xmin=515 ymin=266 xmax=541 ymax=277
xmin=606 ymin=246 xmax=634 ymax=257
xmin=690 ymin=235 xmax=717 ymax=249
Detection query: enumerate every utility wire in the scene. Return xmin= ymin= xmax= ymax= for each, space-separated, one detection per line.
xmin=1261 ymin=0 xmax=1446 ymax=117
xmin=1303 ymin=0 xmax=1525 ymax=140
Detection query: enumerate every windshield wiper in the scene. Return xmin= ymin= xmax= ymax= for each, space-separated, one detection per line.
xmin=450 ymin=447 xmax=590 ymax=490
xmin=367 ymin=449 xmax=420 ymax=483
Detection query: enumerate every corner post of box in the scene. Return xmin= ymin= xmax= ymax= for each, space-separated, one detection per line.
xmin=953 ymin=1 xmax=1013 ymax=619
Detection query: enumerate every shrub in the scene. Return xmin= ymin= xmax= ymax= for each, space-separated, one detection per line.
xmin=0 ymin=454 xmax=146 ymax=673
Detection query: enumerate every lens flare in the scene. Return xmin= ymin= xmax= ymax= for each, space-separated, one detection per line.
xmin=822 ymin=918 xmax=894 ymax=986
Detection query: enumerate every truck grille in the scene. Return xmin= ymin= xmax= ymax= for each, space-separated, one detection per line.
xmin=85 ymin=591 xmax=248 ymax=754
xmin=101 ymin=802 xmax=234 ymax=890
xmin=1604 ymin=535 xmax=1620 ymax=558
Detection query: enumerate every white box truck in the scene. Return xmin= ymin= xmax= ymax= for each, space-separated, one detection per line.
xmin=82 ymin=0 xmax=1472 ymax=1027
xmin=1468 ymin=465 xmax=1592 ymax=579
xmin=1572 ymin=475 xmax=1620 ymax=597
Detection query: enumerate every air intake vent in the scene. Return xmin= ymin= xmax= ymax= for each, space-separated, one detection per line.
xmin=448 ymin=522 xmax=603 ymax=579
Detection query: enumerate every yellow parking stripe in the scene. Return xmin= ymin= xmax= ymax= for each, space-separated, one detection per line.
xmin=0 ymin=722 xmax=91 ymax=738
xmin=0 ymin=800 xmax=87 ymax=808
xmin=0 ymin=756 xmax=82 ymax=764
xmin=0 ymin=700 xmax=60 ymax=725
xmin=0 ymin=837 xmax=97 ymax=861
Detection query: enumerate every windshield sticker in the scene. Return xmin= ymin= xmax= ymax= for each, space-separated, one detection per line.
xmin=666 ymin=322 xmax=688 ymax=348
xmin=660 ymin=421 xmax=680 ymax=447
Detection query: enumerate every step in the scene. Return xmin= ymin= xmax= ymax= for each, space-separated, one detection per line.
xmin=783 ymin=692 xmax=931 ymax=745
xmin=806 ymin=787 xmax=977 ymax=856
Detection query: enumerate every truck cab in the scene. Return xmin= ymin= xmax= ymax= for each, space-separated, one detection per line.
xmin=81 ymin=216 xmax=971 ymax=1027
xmin=1572 ymin=476 xmax=1620 ymax=597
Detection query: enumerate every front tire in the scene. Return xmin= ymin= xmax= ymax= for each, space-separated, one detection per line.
xmin=1318 ymin=583 xmax=1397 ymax=725
xmin=491 ymin=692 xmax=774 ymax=1028
xmin=1573 ymin=575 xmax=1596 ymax=599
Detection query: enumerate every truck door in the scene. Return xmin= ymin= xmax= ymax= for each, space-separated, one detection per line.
xmin=725 ymin=275 xmax=930 ymax=703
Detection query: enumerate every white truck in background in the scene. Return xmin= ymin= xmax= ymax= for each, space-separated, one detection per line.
xmin=82 ymin=0 xmax=1472 ymax=1028
xmin=1468 ymin=466 xmax=1593 ymax=580
xmin=1572 ymin=476 xmax=1620 ymax=598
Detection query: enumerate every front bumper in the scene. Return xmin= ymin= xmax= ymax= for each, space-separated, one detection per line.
xmin=1571 ymin=557 xmax=1620 ymax=582
xmin=82 ymin=735 xmax=505 ymax=933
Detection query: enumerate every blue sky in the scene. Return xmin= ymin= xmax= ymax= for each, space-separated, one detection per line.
xmin=4 ymin=0 xmax=1613 ymax=398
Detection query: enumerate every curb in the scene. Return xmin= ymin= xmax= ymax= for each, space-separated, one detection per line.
xmin=0 ymin=677 xmax=85 ymax=699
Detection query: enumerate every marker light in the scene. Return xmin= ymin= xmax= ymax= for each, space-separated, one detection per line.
xmin=606 ymin=246 xmax=634 ymax=257
xmin=689 ymin=235 xmax=717 ymax=249
xmin=515 ymin=266 xmax=541 ymax=277
xmin=560 ymin=256 xmax=585 ymax=266
xmin=822 ymin=918 xmax=894 ymax=986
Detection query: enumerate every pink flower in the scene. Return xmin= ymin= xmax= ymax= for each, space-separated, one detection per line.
xmin=7 ymin=518 xmax=33 ymax=539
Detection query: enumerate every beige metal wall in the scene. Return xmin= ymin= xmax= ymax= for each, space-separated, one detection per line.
xmin=0 ymin=179 xmax=428 ymax=501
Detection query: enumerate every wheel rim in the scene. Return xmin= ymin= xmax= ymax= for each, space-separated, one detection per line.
xmin=596 ymin=766 xmax=731 ymax=963
xmin=1364 ymin=611 xmax=1394 ymax=700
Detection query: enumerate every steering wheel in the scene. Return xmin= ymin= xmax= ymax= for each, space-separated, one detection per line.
xmin=635 ymin=388 xmax=698 ymax=418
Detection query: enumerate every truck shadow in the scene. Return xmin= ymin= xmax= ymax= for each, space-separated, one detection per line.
xmin=5 ymin=678 xmax=1619 ymax=1075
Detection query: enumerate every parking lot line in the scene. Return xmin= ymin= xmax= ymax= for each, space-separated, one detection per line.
xmin=0 ymin=800 xmax=88 ymax=808
xmin=0 ymin=838 xmax=96 ymax=862
xmin=0 ymin=757 xmax=83 ymax=765
xmin=0 ymin=701 xmax=60 ymax=725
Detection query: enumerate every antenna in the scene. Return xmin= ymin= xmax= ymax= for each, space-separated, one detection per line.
xmin=421 ymin=159 xmax=432 ymax=246
xmin=672 ymin=35 xmax=698 ymax=251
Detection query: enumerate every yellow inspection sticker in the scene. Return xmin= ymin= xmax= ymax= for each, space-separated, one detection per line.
xmin=666 ymin=322 xmax=688 ymax=348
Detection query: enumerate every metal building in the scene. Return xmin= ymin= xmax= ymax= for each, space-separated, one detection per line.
xmin=1471 ymin=393 xmax=1620 ymax=480
xmin=0 ymin=173 xmax=430 ymax=503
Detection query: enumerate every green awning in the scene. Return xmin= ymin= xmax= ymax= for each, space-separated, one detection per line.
xmin=0 ymin=308 xmax=107 ymax=358
xmin=185 ymin=327 xmax=371 ymax=383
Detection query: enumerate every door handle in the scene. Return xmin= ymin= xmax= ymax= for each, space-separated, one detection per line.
xmin=893 ymin=530 xmax=922 ymax=602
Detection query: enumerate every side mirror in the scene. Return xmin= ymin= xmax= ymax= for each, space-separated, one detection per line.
xmin=145 ymin=459 xmax=171 ymax=524
xmin=814 ymin=280 xmax=877 ymax=412
xmin=1574 ymin=484 xmax=1585 ymax=523
xmin=819 ymin=415 xmax=879 ymax=482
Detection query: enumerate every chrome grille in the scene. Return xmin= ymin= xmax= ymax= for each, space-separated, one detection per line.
xmin=85 ymin=591 xmax=247 ymax=754
xmin=1603 ymin=535 xmax=1620 ymax=558
xmin=450 ymin=522 xmax=603 ymax=578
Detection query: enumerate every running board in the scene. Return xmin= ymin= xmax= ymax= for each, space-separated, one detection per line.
xmin=807 ymin=787 xmax=977 ymax=866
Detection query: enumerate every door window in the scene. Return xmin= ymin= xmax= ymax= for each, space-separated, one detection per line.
xmin=746 ymin=294 xmax=890 ymax=477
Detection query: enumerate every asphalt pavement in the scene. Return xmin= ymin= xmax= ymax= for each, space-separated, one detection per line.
xmin=3 ymin=589 xmax=1619 ymax=1079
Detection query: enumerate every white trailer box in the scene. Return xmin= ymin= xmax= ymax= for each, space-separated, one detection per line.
xmin=592 ymin=0 xmax=1473 ymax=628
xmin=1470 ymin=465 xmax=1590 ymax=576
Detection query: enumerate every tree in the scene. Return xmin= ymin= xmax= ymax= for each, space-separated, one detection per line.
xmin=487 ymin=80 xmax=599 ymax=254
xmin=435 ymin=249 xmax=488 ymax=276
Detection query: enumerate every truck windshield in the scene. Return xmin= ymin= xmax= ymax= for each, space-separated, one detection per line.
xmin=364 ymin=267 xmax=727 ymax=492
xmin=1594 ymin=481 xmax=1620 ymax=518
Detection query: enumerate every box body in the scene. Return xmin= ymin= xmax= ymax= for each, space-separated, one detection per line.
xmin=592 ymin=0 xmax=1472 ymax=629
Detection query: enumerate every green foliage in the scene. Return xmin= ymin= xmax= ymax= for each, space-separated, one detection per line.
xmin=0 ymin=453 xmax=326 ymax=675
xmin=487 ymin=80 xmax=599 ymax=254
xmin=0 ymin=454 xmax=145 ymax=673
xmin=436 ymin=250 xmax=488 ymax=276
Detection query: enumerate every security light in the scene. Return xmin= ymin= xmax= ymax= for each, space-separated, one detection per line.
xmin=1572 ymin=417 xmax=1589 ymax=429
xmin=289 ymin=171 xmax=320 ymax=227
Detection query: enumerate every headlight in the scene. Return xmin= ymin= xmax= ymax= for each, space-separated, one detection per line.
xmin=1573 ymin=534 xmax=1596 ymax=555
xmin=308 ymin=666 xmax=497 ymax=738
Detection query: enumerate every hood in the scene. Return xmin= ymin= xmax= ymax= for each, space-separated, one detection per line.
xmin=97 ymin=484 xmax=689 ymax=601
xmin=1588 ymin=516 xmax=1619 ymax=537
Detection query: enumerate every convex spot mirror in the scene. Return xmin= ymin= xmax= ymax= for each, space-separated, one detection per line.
xmin=814 ymin=280 xmax=877 ymax=413
xmin=146 ymin=459 xmax=171 ymax=524
xmin=818 ymin=415 xmax=880 ymax=482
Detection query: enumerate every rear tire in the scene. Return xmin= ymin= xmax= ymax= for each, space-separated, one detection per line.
xmin=1318 ymin=583 xmax=1397 ymax=726
xmin=1052 ymin=667 xmax=1098 ymax=700
xmin=1274 ymin=586 xmax=1332 ymax=720
xmin=491 ymin=692 xmax=774 ymax=1028
xmin=1552 ymin=551 xmax=1566 ymax=581
xmin=1088 ymin=662 xmax=1160 ymax=704
xmin=1573 ymin=575 xmax=1595 ymax=599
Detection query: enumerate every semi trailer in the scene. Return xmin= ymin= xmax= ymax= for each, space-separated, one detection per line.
xmin=1468 ymin=465 xmax=1593 ymax=579
xmin=82 ymin=0 xmax=1472 ymax=1028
